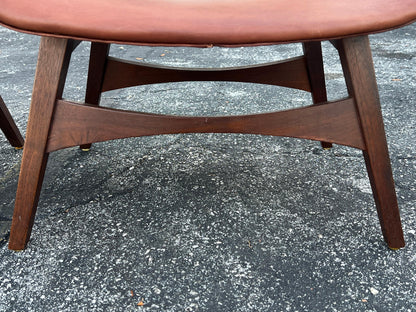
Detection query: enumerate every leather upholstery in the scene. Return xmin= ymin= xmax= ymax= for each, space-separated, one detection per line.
xmin=1 ymin=0 xmax=415 ymax=46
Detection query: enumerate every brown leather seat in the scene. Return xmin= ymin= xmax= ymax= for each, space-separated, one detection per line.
xmin=1 ymin=0 xmax=415 ymax=46
xmin=1 ymin=0 xmax=415 ymax=251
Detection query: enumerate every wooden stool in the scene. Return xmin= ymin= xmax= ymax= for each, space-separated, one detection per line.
xmin=0 ymin=95 xmax=24 ymax=148
xmin=1 ymin=0 xmax=415 ymax=250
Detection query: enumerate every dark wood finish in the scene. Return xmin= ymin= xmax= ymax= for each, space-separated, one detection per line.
xmin=102 ymin=56 xmax=312 ymax=92
xmin=47 ymin=99 xmax=364 ymax=152
xmin=0 ymin=95 xmax=24 ymax=148
xmin=7 ymin=34 xmax=405 ymax=250
xmin=8 ymin=37 xmax=74 ymax=250
xmin=47 ymin=98 xmax=365 ymax=153
xmin=303 ymin=42 xmax=327 ymax=105
xmin=69 ymin=40 xmax=82 ymax=53
xmin=303 ymin=41 xmax=332 ymax=149
xmin=337 ymin=36 xmax=405 ymax=249
xmin=80 ymin=42 xmax=110 ymax=150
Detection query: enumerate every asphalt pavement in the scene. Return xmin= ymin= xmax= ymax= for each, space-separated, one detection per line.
xmin=0 ymin=24 xmax=415 ymax=311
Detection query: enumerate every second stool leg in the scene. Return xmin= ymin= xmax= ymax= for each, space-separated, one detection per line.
xmin=80 ymin=42 xmax=110 ymax=151
xmin=337 ymin=36 xmax=405 ymax=249
xmin=303 ymin=41 xmax=332 ymax=149
xmin=0 ymin=95 xmax=24 ymax=148
xmin=8 ymin=37 xmax=73 ymax=250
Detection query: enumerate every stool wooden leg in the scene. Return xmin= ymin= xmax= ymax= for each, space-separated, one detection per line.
xmin=303 ymin=42 xmax=332 ymax=149
xmin=8 ymin=37 xmax=73 ymax=250
xmin=80 ymin=42 xmax=110 ymax=151
xmin=337 ymin=36 xmax=405 ymax=249
xmin=0 ymin=95 xmax=24 ymax=148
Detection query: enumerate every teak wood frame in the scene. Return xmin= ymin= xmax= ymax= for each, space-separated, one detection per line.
xmin=8 ymin=35 xmax=405 ymax=250
xmin=0 ymin=95 xmax=24 ymax=148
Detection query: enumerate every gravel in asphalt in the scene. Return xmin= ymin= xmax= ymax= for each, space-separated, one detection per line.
xmin=0 ymin=24 xmax=415 ymax=311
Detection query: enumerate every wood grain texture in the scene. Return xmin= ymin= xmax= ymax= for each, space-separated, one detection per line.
xmin=8 ymin=32 xmax=406 ymax=251
xmin=337 ymin=35 xmax=405 ymax=248
xmin=8 ymin=37 xmax=73 ymax=250
xmin=80 ymin=42 xmax=110 ymax=150
xmin=102 ymin=56 xmax=312 ymax=92
xmin=46 ymin=98 xmax=365 ymax=153
xmin=303 ymin=41 xmax=332 ymax=149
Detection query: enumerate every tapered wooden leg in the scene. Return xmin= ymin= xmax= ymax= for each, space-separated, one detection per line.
xmin=0 ymin=95 xmax=24 ymax=148
xmin=303 ymin=42 xmax=332 ymax=149
xmin=337 ymin=36 xmax=405 ymax=249
xmin=80 ymin=42 xmax=110 ymax=151
xmin=8 ymin=37 xmax=74 ymax=250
